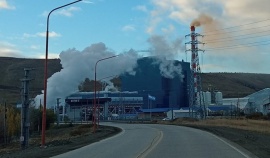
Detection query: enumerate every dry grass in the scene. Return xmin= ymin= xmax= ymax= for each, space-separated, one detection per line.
xmin=165 ymin=118 xmax=270 ymax=134
xmin=0 ymin=124 xmax=93 ymax=152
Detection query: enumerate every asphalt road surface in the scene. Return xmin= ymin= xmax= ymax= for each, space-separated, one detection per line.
xmin=53 ymin=122 xmax=257 ymax=158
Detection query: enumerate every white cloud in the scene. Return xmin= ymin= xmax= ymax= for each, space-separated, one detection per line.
xmin=134 ymin=5 xmax=148 ymax=12
xmin=146 ymin=16 xmax=162 ymax=34
xmin=81 ymin=0 xmax=94 ymax=4
xmin=149 ymin=0 xmax=270 ymax=32
xmin=23 ymin=33 xmax=36 ymax=38
xmin=56 ymin=6 xmax=81 ymax=17
xmin=24 ymin=31 xmax=61 ymax=38
xmin=41 ymin=11 xmax=49 ymax=17
xmin=122 ymin=25 xmax=136 ymax=32
xmin=37 ymin=52 xmax=60 ymax=59
xmin=161 ymin=24 xmax=175 ymax=34
xmin=30 ymin=45 xmax=40 ymax=50
xmin=37 ymin=31 xmax=61 ymax=37
xmin=0 ymin=0 xmax=15 ymax=10
xmin=42 ymin=6 xmax=81 ymax=17
xmin=148 ymin=0 xmax=270 ymax=73
xmin=0 ymin=41 xmax=23 ymax=57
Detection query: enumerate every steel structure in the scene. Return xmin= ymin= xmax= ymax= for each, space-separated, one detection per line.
xmin=185 ymin=26 xmax=205 ymax=118
xmin=20 ymin=68 xmax=34 ymax=149
xmin=65 ymin=91 xmax=143 ymax=121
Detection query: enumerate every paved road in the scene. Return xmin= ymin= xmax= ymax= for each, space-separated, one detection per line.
xmin=53 ymin=122 xmax=256 ymax=158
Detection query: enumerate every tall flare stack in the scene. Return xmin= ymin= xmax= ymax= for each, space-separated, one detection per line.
xmin=185 ymin=26 xmax=205 ymax=118
xmin=190 ymin=26 xmax=198 ymax=93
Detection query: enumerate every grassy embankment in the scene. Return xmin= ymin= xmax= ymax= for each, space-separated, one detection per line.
xmin=160 ymin=117 xmax=270 ymax=134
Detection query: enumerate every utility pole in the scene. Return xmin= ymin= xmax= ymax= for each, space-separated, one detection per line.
xmin=83 ymin=106 xmax=87 ymax=122
xmin=4 ymin=101 xmax=7 ymax=145
xmin=56 ymin=98 xmax=61 ymax=126
xmin=20 ymin=68 xmax=34 ymax=149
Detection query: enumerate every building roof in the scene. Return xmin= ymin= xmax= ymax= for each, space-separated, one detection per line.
xmin=66 ymin=91 xmax=143 ymax=99
xmin=180 ymin=107 xmax=200 ymax=111
xmin=140 ymin=108 xmax=177 ymax=113
xmin=222 ymin=98 xmax=249 ymax=109
xmin=208 ymin=105 xmax=235 ymax=112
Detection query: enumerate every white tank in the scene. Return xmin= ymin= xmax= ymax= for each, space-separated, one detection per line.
xmin=205 ymin=91 xmax=211 ymax=105
xmin=215 ymin=91 xmax=223 ymax=105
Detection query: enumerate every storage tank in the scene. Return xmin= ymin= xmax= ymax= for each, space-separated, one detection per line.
xmin=215 ymin=91 xmax=223 ymax=105
xmin=204 ymin=91 xmax=211 ymax=106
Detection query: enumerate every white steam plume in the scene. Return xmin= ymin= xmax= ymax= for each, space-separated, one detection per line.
xmin=147 ymin=35 xmax=185 ymax=79
xmin=104 ymin=80 xmax=118 ymax=92
xmin=35 ymin=42 xmax=139 ymax=108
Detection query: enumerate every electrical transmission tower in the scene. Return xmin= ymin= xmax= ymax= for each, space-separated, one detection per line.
xmin=185 ymin=26 xmax=205 ymax=118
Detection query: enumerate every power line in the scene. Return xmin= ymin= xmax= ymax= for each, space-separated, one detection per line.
xmin=205 ymin=41 xmax=270 ymax=51
xmin=186 ymin=19 xmax=270 ymax=55
xmin=205 ymin=32 xmax=270 ymax=44
xmin=206 ymin=40 xmax=270 ymax=50
xmin=203 ymin=18 xmax=270 ymax=34
xmin=204 ymin=24 xmax=270 ymax=36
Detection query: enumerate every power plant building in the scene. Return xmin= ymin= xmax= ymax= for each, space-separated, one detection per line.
xmin=65 ymin=57 xmax=191 ymax=121
xmin=120 ymin=57 xmax=191 ymax=109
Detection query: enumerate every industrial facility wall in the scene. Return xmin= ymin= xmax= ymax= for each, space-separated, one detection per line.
xmin=120 ymin=57 xmax=190 ymax=109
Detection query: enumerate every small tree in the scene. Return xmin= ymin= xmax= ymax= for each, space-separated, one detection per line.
xmin=46 ymin=109 xmax=56 ymax=129
xmin=6 ymin=106 xmax=21 ymax=142
xmin=0 ymin=106 xmax=4 ymax=144
xmin=30 ymin=107 xmax=42 ymax=133
xmin=78 ymin=78 xmax=93 ymax=92
xmin=30 ymin=107 xmax=56 ymax=131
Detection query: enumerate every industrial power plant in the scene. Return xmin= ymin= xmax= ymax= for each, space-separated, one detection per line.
xmin=3 ymin=2 xmax=270 ymax=157
xmin=60 ymin=26 xmax=270 ymax=122
xmin=65 ymin=57 xmax=190 ymax=121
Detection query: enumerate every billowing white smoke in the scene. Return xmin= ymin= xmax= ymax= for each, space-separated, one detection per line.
xmin=104 ymin=80 xmax=118 ymax=92
xmin=147 ymin=35 xmax=185 ymax=79
xmin=35 ymin=42 xmax=139 ymax=107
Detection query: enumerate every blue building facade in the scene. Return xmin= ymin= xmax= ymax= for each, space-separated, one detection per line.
xmin=120 ymin=57 xmax=191 ymax=109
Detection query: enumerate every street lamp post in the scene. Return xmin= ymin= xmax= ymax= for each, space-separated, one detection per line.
xmin=93 ymin=55 xmax=119 ymax=132
xmin=41 ymin=0 xmax=82 ymax=147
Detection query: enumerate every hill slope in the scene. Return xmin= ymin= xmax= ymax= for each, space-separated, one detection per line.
xmin=1 ymin=57 xmax=270 ymax=105
xmin=201 ymin=73 xmax=270 ymax=98
xmin=0 ymin=57 xmax=61 ymax=104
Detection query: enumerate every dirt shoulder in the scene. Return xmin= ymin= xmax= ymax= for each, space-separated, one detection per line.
xmin=0 ymin=124 xmax=121 ymax=158
xmin=183 ymin=125 xmax=270 ymax=158
xmin=158 ymin=118 xmax=270 ymax=158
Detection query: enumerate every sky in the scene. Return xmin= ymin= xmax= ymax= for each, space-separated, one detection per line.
xmin=1 ymin=0 xmax=270 ymax=74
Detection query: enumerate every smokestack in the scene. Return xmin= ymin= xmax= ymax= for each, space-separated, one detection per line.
xmin=186 ymin=24 xmax=205 ymax=117
xmin=190 ymin=26 xmax=197 ymax=93
xmin=190 ymin=26 xmax=195 ymax=32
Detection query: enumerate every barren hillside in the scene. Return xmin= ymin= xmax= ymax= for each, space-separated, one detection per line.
xmin=1 ymin=57 xmax=270 ymax=105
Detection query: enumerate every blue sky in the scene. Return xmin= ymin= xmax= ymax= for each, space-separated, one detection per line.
xmin=1 ymin=0 xmax=270 ymax=73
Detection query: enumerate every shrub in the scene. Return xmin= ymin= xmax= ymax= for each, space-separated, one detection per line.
xmin=70 ymin=128 xmax=89 ymax=136
xmin=246 ymin=112 xmax=264 ymax=120
xmin=267 ymin=113 xmax=270 ymax=119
